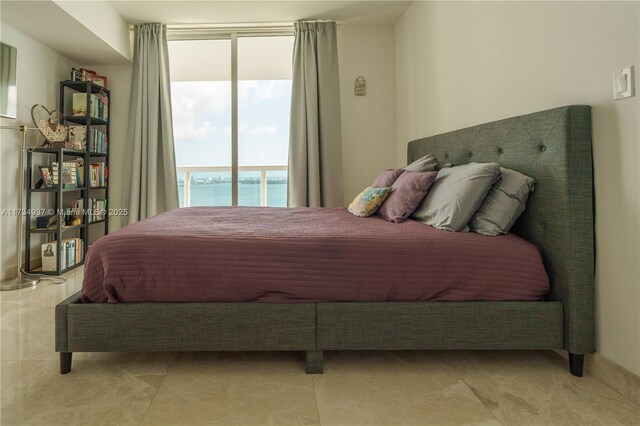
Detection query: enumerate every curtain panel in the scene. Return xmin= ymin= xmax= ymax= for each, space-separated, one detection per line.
xmin=288 ymin=21 xmax=344 ymax=207
xmin=124 ymin=23 xmax=179 ymax=224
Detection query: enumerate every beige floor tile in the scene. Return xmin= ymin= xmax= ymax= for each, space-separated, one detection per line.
xmin=313 ymin=351 xmax=501 ymax=426
xmin=1 ymin=307 xmax=54 ymax=361
xmin=0 ymin=359 xmax=170 ymax=426
xmin=0 ymin=360 xmax=41 ymax=394
xmin=141 ymin=351 xmax=320 ymax=426
xmin=0 ymin=268 xmax=82 ymax=308
xmin=444 ymin=350 xmax=640 ymax=426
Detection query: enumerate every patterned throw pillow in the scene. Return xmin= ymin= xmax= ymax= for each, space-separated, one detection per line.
xmin=348 ymin=186 xmax=392 ymax=217
xmin=377 ymin=171 xmax=438 ymax=223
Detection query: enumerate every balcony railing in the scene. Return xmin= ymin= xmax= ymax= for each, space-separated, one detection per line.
xmin=176 ymin=165 xmax=287 ymax=207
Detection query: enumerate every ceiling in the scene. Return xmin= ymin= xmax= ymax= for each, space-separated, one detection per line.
xmin=109 ymin=1 xmax=411 ymax=25
xmin=1 ymin=0 xmax=131 ymax=64
xmin=0 ymin=1 xmax=410 ymax=65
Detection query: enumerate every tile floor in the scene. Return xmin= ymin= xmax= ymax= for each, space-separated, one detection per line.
xmin=1 ymin=268 xmax=638 ymax=425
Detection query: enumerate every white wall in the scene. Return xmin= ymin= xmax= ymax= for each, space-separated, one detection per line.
xmin=338 ymin=25 xmax=397 ymax=204
xmin=53 ymin=0 xmax=131 ymax=62
xmin=0 ymin=22 xmax=77 ymax=278
xmin=395 ymin=1 xmax=640 ymax=375
xmin=79 ymin=64 xmax=132 ymax=233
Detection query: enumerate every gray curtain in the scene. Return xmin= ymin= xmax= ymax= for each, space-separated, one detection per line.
xmin=288 ymin=21 xmax=344 ymax=207
xmin=124 ymin=23 xmax=179 ymax=224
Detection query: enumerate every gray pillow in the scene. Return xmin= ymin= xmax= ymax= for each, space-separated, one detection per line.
xmin=411 ymin=162 xmax=501 ymax=231
xmin=404 ymin=154 xmax=438 ymax=172
xmin=469 ymin=168 xmax=536 ymax=236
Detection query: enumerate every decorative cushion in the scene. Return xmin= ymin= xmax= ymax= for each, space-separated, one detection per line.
xmin=377 ymin=171 xmax=438 ymax=223
xmin=372 ymin=169 xmax=405 ymax=187
xmin=412 ymin=162 xmax=501 ymax=231
xmin=348 ymin=186 xmax=392 ymax=217
xmin=404 ymin=154 xmax=439 ymax=172
xmin=469 ymin=168 xmax=536 ymax=236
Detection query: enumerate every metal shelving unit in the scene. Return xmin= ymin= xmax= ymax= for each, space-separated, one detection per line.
xmin=24 ymin=81 xmax=110 ymax=275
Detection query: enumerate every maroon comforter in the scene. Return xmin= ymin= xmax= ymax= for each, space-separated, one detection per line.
xmin=81 ymin=207 xmax=549 ymax=303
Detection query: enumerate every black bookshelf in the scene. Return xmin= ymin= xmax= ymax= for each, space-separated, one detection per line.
xmin=24 ymin=81 xmax=110 ymax=275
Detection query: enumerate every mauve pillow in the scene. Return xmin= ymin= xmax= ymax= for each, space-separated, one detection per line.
xmin=405 ymin=154 xmax=439 ymax=172
xmin=469 ymin=167 xmax=536 ymax=236
xmin=372 ymin=169 xmax=405 ymax=187
xmin=412 ymin=163 xmax=501 ymax=231
xmin=377 ymin=171 xmax=438 ymax=223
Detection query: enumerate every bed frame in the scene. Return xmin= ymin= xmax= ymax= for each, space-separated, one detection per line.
xmin=56 ymin=105 xmax=594 ymax=376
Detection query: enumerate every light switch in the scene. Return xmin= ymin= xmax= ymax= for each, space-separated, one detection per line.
xmin=613 ymin=66 xmax=634 ymax=100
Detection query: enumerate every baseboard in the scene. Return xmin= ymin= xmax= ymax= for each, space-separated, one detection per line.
xmin=554 ymin=350 xmax=639 ymax=405
xmin=2 ymin=257 xmax=42 ymax=280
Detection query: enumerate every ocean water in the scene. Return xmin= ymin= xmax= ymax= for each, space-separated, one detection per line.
xmin=178 ymin=181 xmax=287 ymax=207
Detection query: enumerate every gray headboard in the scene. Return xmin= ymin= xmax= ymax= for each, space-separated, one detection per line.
xmin=407 ymin=106 xmax=594 ymax=355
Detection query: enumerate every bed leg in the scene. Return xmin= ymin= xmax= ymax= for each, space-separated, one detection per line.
xmin=60 ymin=352 xmax=72 ymax=374
xmin=569 ymin=353 xmax=584 ymax=377
xmin=306 ymin=350 xmax=323 ymax=374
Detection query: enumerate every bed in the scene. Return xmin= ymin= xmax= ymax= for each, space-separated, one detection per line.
xmin=56 ymin=105 xmax=594 ymax=376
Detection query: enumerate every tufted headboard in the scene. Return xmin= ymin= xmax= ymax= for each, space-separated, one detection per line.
xmin=407 ymin=105 xmax=594 ymax=355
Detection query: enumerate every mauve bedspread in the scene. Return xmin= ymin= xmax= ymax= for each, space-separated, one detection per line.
xmin=81 ymin=207 xmax=549 ymax=303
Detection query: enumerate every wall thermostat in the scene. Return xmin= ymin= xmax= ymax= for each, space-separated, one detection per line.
xmin=355 ymin=76 xmax=366 ymax=96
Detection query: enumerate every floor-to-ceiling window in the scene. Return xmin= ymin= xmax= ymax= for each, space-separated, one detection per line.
xmin=168 ymin=32 xmax=293 ymax=207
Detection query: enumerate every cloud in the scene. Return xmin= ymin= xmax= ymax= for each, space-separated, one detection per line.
xmin=171 ymin=81 xmax=229 ymax=142
xmin=239 ymin=80 xmax=288 ymax=103
xmin=250 ymin=125 xmax=278 ymax=135
xmin=174 ymin=121 xmax=214 ymax=141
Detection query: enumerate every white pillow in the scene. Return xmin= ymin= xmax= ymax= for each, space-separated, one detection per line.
xmin=411 ymin=163 xmax=501 ymax=231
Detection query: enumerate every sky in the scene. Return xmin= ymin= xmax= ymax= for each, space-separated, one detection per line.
xmin=171 ymin=79 xmax=291 ymax=168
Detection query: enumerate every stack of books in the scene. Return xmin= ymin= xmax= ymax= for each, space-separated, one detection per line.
xmin=88 ymin=198 xmax=107 ymax=222
xmin=89 ymin=162 xmax=107 ymax=187
xmin=90 ymin=128 xmax=107 ymax=153
xmin=72 ymin=93 xmax=109 ymax=121
xmin=41 ymin=238 xmax=84 ymax=271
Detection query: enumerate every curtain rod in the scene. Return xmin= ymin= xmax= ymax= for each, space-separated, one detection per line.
xmin=128 ymin=21 xmax=342 ymax=31
xmin=129 ymin=21 xmax=342 ymax=40
xmin=167 ymin=23 xmax=294 ymax=39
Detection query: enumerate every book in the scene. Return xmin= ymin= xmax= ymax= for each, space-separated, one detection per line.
xmin=41 ymin=242 xmax=58 ymax=271
xmin=42 ymin=238 xmax=83 ymax=271
xmin=69 ymin=126 xmax=87 ymax=150
xmin=90 ymin=128 xmax=107 ymax=153
xmin=89 ymin=162 xmax=107 ymax=187
xmin=75 ymin=158 xmax=84 ymax=187
xmin=72 ymin=93 xmax=87 ymax=116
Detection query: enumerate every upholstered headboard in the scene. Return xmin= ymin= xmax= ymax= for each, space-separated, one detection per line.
xmin=407 ymin=106 xmax=594 ymax=355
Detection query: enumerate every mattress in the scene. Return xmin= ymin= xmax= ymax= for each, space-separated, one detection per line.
xmin=81 ymin=207 xmax=549 ymax=303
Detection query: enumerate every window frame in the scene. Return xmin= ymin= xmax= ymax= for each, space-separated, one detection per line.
xmin=167 ymin=24 xmax=294 ymax=206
